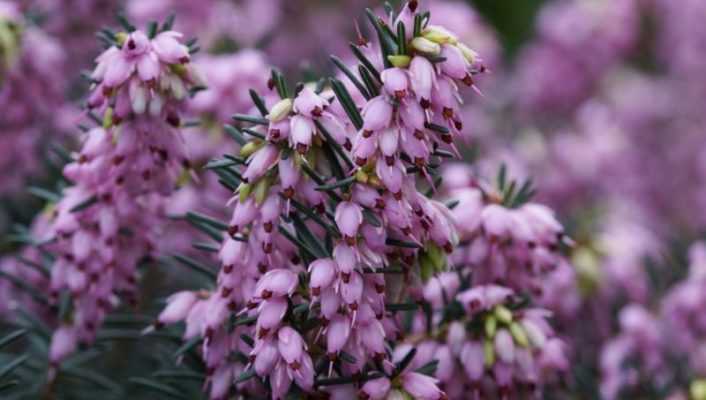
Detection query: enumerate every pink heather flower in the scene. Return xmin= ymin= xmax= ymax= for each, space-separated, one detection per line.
xmin=599 ymin=304 xmax=664 ymax=400
xmin=360 ymin=376 xmax=391 ymax=400
xmin=257 ymin=297 xmax=288 ymax=330
xmin=308 ymin=258 xmax=337 ymax=295
xmin=423 ymin=272 xmax=461 ymax=307
xmin=158 ymin=291 xmax=198 ymax=325
xmin=209 ymin=364 xmax=233 ymax=400
xmin=49 ymin=326 xmax=78 ymax=365
xmin=381 ymin=68 xmax=409 ymax=98
xmin=335 ymin=201 xmax=363 ymax=242
xmin=409 ymin=56 xmax=436 ymax=107
xmin=440 ymin=44 xmax=472 ymax=83
xmin=361 ymin=96 xmax=393 ymax=134
xmin=456 ymin=284 xmax=513 ymax=314
xmin=460 ymin=340 xmax=485 ymax=381
xmin=326 ymin=314 xmax=352 ymax=354
xmin=277 ymin=326 xmax=306 ymax=364
xmin=242 ymin=144 xmax=280 ymax=183
xmin=293 ymin=87 xmax=326 ymax=118
xmin=255 ymin=269 xmax=298 ymax=299
xmin=290 ymin=115 xmax=316 ymax=153
xmin=495 ymin=329 xmax=515 ymax=364
xmin=254 ymin=339 xmax=280 ymax=376
xmin=401 ymin=371 xmax=445 ymax=400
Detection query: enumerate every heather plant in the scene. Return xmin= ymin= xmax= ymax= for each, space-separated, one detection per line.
xmin=2 ymin=1 xmax=706 ymax=400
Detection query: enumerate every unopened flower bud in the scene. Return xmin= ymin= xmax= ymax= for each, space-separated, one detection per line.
xmin=421 ymin=25 xmax=458 ymax=44
xmin=158 ymin=291 xmax=197 ymax=325
xmin=411 ymin=37 xmax=441 ymax=56
xmin=509 ymin=322 xmax=530 ymax=348
xmin=485 ymin=315 xmax=497 ymax=337
xmin=240 ymin=140 xmax=264 ymax=158
xmin=494 ymin=305 xmax=513 ymax=324
xmin=388 ymin=55 xmax=412 ymax=68
xmin=267 ymin=98 xmax=293 ymax=122
xmin=483 ymin=338 xmax=495 ymax=367
xmin=50 ymin=326 xmax=78 ymax=364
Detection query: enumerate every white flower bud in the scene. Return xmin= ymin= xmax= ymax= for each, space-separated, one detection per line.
xmin=422 ymin=25 xmax=458 ymax=45
xmin=267 ymin=98 xmax=293 ymax=122
xmin=411 ymin=37 xmax=441 ymax=56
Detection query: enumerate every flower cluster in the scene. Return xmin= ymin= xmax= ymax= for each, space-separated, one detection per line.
xmin=0 ymin=1 xmax=67 ymax=194
xmin=514 ymin=0 xmax=640 ymax=116
xmin=38 ymin=24 xmax=200 ymax=366
xmin=151 ymin=2 xmax=506 ymax=398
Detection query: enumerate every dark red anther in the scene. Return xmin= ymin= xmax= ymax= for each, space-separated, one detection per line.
xmin=443 ymin=107 xmax=454 ymax=119
xmin=166 ymin=112 xmax=180 ymax=127
xmin=345 ymin=235 xmax=357 ymax=246
xmin=228 ymin=225 xmax=238 ymax=237
xmin=443 ymin=242 xmax=453 ymax=253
